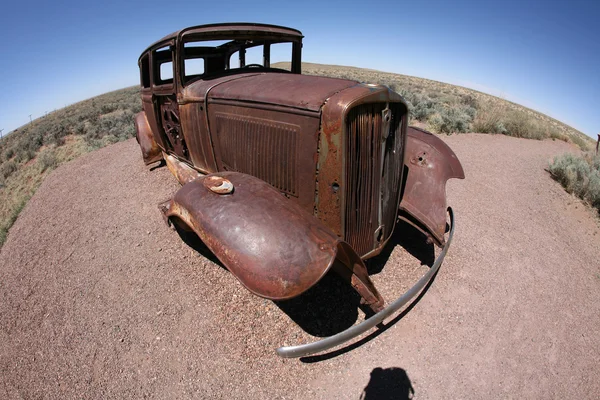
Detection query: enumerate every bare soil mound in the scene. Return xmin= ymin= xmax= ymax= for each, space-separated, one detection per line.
xmin=1 ymin=135 xmax=599 ymax=399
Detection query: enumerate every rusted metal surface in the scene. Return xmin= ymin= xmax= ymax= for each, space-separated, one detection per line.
xmin=215 ymin=112 xmax=299 ymax=196
xmin=206 ymin=101 xmax=320 ymax=212
xmin=161 ymin=171 xmax=382 ymax=304
xmin=143 ymin=23 xmax=303 ymax=58
xmin=332 ymin=242 xmax=384 ymax=312
xmin=179 ymin=102 xmax=217 ymax=173
xmin=159 ymin=96 xmax=188 ymax=158
xmin=134 ymin=112 xmax=162 ymax=165
xmin=399 ymin=127 xmax=465 ymax=246
xmin=164 ymin=153 xmax=202 ymax=185
xmin=136 ymin=23 xmax=465 ymax=356
xmin=206 ymin=73 xmax=356 ymax=112
xmin=318 ymin=84 xmax=408 ymax=258
xmin=344 ymin=103 xmax=405 ymax=257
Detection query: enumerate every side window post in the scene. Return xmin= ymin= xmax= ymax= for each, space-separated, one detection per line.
xmin=264 ymin=43 xmax=271 ymax=68
xmin=239 ymin=48 xmax=246 ymax=68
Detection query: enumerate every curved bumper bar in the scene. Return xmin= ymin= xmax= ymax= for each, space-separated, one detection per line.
xmin=276 ymin=207 xmax=455 ymax=358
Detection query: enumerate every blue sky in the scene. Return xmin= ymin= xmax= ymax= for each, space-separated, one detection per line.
xmin=1 ymin=0 xmax=598 ymax=138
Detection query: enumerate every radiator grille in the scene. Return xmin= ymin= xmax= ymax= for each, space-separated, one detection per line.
xmin=344 ymin=103 xmax=404 ymax=256
xmin=216 ymin=113 xmax=299 ymax=196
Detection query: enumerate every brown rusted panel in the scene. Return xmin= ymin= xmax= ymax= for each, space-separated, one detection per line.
xmin=141 ymin=92 xmax=168 ymax=152
xmin=399 ymin=126 xmax=465 ymax=246
xmin=163 ymin=172 xmax=340 ymax=300
xmin=206 ymin=73 xmax=356 ymax=112
xmin=207 ymin=102 xmax=320 ymax=212
xmin=134 ymin=112 xmax=162 ymax=165
xmin=215 ymin=112 xmax=299 ymax=196
xmin=179 ymin=102 xmax=217 ymax=173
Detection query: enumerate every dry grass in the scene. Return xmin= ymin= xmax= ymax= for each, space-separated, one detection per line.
xmin=0 ymin=87 xmax=141 ymax=247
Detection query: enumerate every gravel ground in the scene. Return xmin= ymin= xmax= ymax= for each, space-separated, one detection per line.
xmin=1 ymin=134 xmax=599 ymax=399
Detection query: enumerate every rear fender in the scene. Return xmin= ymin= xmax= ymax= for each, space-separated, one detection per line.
xmin=399 ymin=127 xmax=464 ymax=246
xmin=161 ymin=171 xmax=384 ymax=310
xmin=135 ymin=111 xmax=162 ymax=165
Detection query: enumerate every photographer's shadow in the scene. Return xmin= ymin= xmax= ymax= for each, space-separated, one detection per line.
xmin=361 ymin=367 xmax=414 ymax=400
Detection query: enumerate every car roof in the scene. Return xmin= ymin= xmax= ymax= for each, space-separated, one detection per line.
xmin=140 ymin=23 xmax=303 ymax=57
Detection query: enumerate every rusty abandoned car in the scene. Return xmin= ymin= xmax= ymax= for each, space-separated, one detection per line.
xmin=135 ymin=23 xmax=464 ymax=358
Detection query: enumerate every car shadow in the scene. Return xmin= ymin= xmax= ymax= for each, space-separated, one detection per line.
xmin=173 ymin=223 xmax=225 ymax=269
xmin=274 ymin=271 xmax=365 ymax=337
xmin=361 ymin=367 xmax=414 ymax=400
xmin=367 ymin=220 xmax=435 ymax=275
xmin=299 ymin=266 xmax=440 ymax=363
xmin=173 ymin=221 xmax=364 ymax=336
xmin=149 ymin=159 xmax=166 ymax=171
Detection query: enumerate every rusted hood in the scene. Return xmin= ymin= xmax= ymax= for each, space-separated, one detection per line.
xmin=198 ymin=73 xmax=358 ymax=111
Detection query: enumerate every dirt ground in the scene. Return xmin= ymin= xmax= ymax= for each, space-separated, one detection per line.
xmin=1 ymin=134 xmax=599 ymax=399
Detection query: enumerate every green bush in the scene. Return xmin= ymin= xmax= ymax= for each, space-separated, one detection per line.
xmin=549 ymin=152 xmax=600 ymax=212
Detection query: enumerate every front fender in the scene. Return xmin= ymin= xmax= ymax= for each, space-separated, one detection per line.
xmin=399 ymin=127 xmax=464 ymax=246
xmin=161 ymin=171 xmax=383 ymax=308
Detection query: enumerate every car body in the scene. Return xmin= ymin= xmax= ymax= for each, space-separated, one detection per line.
xmin=135 ymin=23 xmax=464 ymax=357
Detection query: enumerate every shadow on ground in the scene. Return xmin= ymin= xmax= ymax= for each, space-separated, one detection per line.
xmin=367 ymin=220 xmax=435 ymax=274
xmin=361 ymin=367 xmax=414 ymax=400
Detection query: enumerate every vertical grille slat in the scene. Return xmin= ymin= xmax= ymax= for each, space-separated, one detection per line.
xmin=345 ymin=103 xmax=404 ymax=257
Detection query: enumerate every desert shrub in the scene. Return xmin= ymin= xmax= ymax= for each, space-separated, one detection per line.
xmin=460 ymin=94 xmax=479 ymax=109
xmin=0 ymin=160 xmax=17 ymax=179
xmin=46 ymin=123 xmax=68 ymax=146
xmin=501 ymin=110 xmax=545 ymax=140
xmin=15 ymin=149 xmax=36 ymax=163
xmin=549 ymin=152 xmax=600 ymax=212
xmin=548 ymin=126 xmax=568 ymax=142
xmin=427 ymin=106 xmax=473 ymax=134
xmin=2 ymin=147 xmax=15 ymax=161
xmin=101 ymin=103 xmax=118 ymax=114
xmin=38 ymin=150 xmax=58 ymax=172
